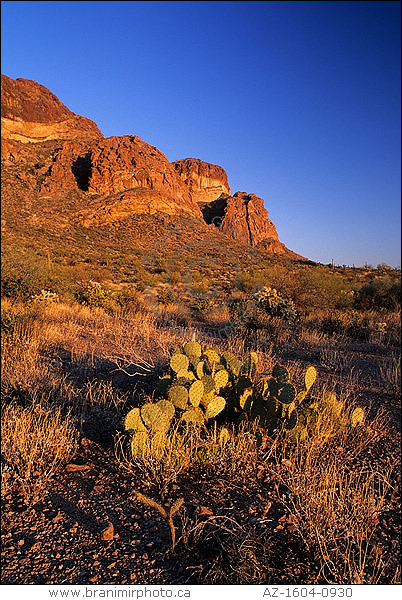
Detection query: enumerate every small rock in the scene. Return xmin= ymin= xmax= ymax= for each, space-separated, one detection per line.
xmin=66 ymin=463 xmax=91 ymax=472
xmin=100 ymin=522 xmax=114 ymax=541
xmin=89 ymin=575 xmax=100 ymax=583
xmin=17 ymin=539 xmax=24 ymax=547
xmin=195 ymin=506 xmax=213 ymax=516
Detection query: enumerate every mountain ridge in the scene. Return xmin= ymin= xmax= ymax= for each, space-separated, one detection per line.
xmin=1 ymin=74 xmax=305 ymax=261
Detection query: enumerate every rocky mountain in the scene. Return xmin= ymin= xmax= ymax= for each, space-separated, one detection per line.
xmin=1 ymin=75 xmax=102 ymax=143
xmin=1 ymin=74 xmax=304 ymax=260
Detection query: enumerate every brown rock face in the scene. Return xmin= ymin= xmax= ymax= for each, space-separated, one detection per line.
xmin=1 ymin=74 xmax=102 ymax=142
xmin=84 ymin=135 xmax=202 ymax=219
xmin=202 ymin=191 xmax=292 ymax=254
xmin=173 ymin=158 xmax=230 ymax=203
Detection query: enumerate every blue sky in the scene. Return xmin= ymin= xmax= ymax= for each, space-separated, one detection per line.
xmin=1 ymin=0 xmax=401 ymax=267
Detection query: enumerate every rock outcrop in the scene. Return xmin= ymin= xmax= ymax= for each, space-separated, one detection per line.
xmin=1 ymin=74 xmax=103 ymax=143
xmin=202 ymin=191 xmax=292 ymax=254
xmin=87 ymin=136 xmax=200 ymax=217
xmin=1 ymin=74 xmax=304 ymax=258
xmin=173 ymin=158 xmax=230 ymax=203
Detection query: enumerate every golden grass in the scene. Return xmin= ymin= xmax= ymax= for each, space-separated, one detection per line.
xmin=1 ymin=297 xmax=400 ymax=583
xmin=1 ymin=402 xmax=78 ymax=506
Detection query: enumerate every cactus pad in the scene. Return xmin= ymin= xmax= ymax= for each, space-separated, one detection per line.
xmin=279 ymin=383 xmax=296 ymax=405
xmin=183 ymin=340 xmax=202 ymax=358
xmin=205 ymin=396 xmax=226 ymax=420
xmin=196 ymin=361 xmax=205 ymax=379
xmin=305 ymin=366 xmax=317 ymax=392
xmin=131 ymin=431 xmax=149 ymax=458
xmin=170 ymin=353 xmax=189 ymax=373
xmin=181 ymin=408 xmax=205 ymax=424
xmin=203 ymin=349 xmax=220 ymax=364
xmin=214 ymin=369 xmax=229 ymax=391
xmin=272 ymin=364 xmax=289 ymax=387
xmin=168 ymin=385 xmax=189 ymax=409
xmin=351 ymin=407 xmax=365 ymax=427
xmin=189 ymin=380 xmax=204 ymax=407
xmin=124 ymin=408 xmax=147 ymax=432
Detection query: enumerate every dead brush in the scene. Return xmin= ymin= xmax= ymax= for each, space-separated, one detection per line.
xmin=1 ymin=401 xmax=78 ymax=506
xmin=274 ymin=407 xmax=396 ymax=584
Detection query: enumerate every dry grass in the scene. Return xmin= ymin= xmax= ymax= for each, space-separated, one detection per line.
xmin=1 ymin=296 xmax=400 ymax=583
xmin=275 ymin=409 xmax=396 ymax=584
xmin=1 ymin=402 xmax=78 ymax=506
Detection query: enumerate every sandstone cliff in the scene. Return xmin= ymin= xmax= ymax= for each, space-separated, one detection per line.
xmin=1 ymin=75 xmax=103 ymax=143
xmin=173 ymin=158 xmax=230 ymax=203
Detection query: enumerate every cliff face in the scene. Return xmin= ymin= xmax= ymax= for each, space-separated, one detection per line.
xmin=173 ymin=158 xmax=230 ymax=203
xmin=201 ymin=192 xmax=295 ymax=255
xmin=1 ymin=75 xmax=103 ymax=143
xmin=1 ymin=74 xmax=304 ymax=259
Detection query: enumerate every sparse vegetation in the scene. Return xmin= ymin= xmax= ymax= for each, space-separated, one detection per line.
xmin=1 ymin=267 xmax=400 ymax=583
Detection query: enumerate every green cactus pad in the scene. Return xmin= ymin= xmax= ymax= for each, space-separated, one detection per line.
xmin=267 ymin=377 xmax=279 ymax=398
xmin=272 ymin=364 xmax=289 ymax=387
xmin=295 ymin=390 xmax=307 ymax=405
xmin=279 ymin=383 xmax=296 ymax=405
xmin=176 ymin=368 xmax=195 ymax=380
xmin=141 ymin=402 xmax=172 ymax=432
xmin=157 ymin=399 xmax=175 ymax=421
xmin=214 ymin=369 xmax=229 ymax=391
xmin=195 ymin=361 xmax=204 ymax=379
xmin=221 ymin=351 xmax=235 ymax=367
xmin=227 ymin=358 xmax=242 ymax=377
xmin=181 ymin=408 xmax=205 ymax=424
xmin=183 ymin=340 xmax=202 ymax=359
xmin=237 ymin=375 xmax=253 ymax=396
xmin=168 ymin=385 xmax=189 ymax=409
xmin=189 ymin=380 xmax=204 ymax=407
xmin=250 ymin=351 xmax=258 ymax=364
xmin=170 ymin=353 xmax=190 ymax=373
xmin=288 ymin=424 xmax=308 ymax=443
xmin=124 ymin=408 xmax=147 ymax=432
xmin=201 ymin=375 xmax=216 ymax=394
xmin=150 ymin=430 xmax=168 ymax=458
xmin=131 ymin=431 xmax=149 ymax=458
xmin=204 ymin=396 xmax=226 ymax=420
xmin=305 ymin=366 xmax=317 ymax=392
xmin=203 ymin=349 xmax=220 ymax=364
xmin=201 ymin=389 xmax=216 ymax=408
xmin=351 ymin=407 xmax=365 ymax=427
xmin=239 ymin=389 xmax=254 ymax=412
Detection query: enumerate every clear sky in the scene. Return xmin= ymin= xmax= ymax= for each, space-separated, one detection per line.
xmin=1 ymin=0 xmax=401 ymax=267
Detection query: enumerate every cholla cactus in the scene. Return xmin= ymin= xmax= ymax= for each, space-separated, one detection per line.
xmin=75 ymin=280 xmax=114 ymax=309
xmin=30 ymin=289 xmax=59 ymax=306
xmin=253 ymin=286 xmax=298 ymax=323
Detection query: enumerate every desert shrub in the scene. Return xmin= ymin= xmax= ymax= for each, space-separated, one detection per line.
xmin=321 ymin=309 xmax=365 ymax=338
xmin=1 ymin=308 xmax=21 ymax=336
xmin=114 ymin=285 xmax=142 ymax=310
xmin=157 ymin=287 xmax=176 ymax=305
xmin=1 ymin=402 xmax=78 ymax=505
xmin=1 ymin=251 xmax=49 ymax=302
xmin=356 ymin=277 xmax=401 ymax=310
xmin=190 ymin=296 xmax=214 ymax=316
xmin=74 ymin=280 xmax=115 ymax=310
